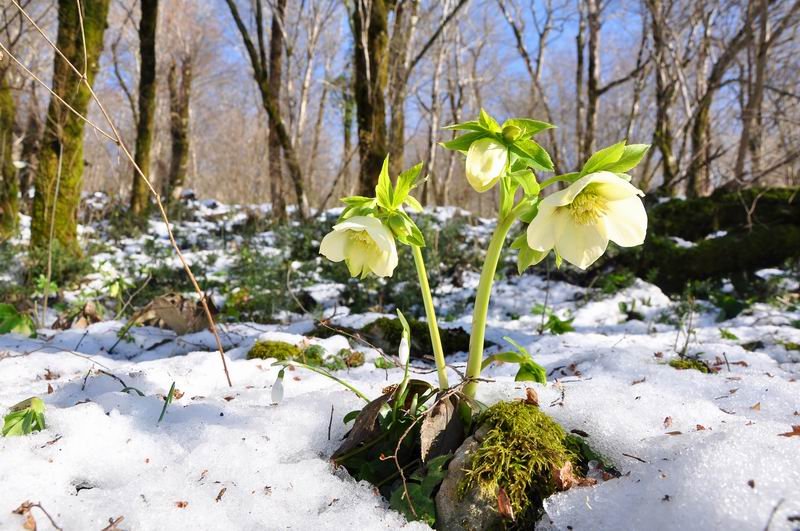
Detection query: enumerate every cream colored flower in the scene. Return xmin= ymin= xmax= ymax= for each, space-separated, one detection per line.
xmin=466 ymin=138 xmax=508 ymax=192
xmin=526 ymin=171 xmax=647 ymax=270
xmin=319 ymin=216 xmax=399 ymax=278
xmin=398 ymin=336 xmax=410 ymax=367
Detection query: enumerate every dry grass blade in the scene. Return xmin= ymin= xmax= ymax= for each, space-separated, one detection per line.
xmin=8 ymin=0 xmax=232 ymax=386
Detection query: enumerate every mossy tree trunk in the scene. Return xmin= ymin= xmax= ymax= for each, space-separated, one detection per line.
xmin=18 ymin=84 xmax=42 ymax=214
xmin=352 ymin=0 xmax=389 ymax=196
xmin=30 ymin=0 xmax=111 ymax=257
xmin=268 ymin=0 xmax=287 ymax=221
xmin=165 ymin=59 xmax=191 ymax=202
xmin=0 ymin=69 xmax=18 ymax=241
xmin=130 ymin=0 xmax=159 ymax=217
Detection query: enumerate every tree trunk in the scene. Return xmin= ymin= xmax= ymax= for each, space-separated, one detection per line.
xmin=387 ymin=0 xmax=418 ymax=177
xmin=647 ymin=0 xmax=678 ymax=194
xmin=0 ymin=70 xmax=17 ymax=241
xmin=30 ymin=0 xmax=111 ymax=256
xmin=130 ymin=0 xmax=159 ymax=217
xmin=165 ymin=59 xmax=191 ymax=202
xmin=734 ymin=0 xmax=768 ymax=184
xmin=582 ymin=0 xmax=600 ymax=162
xmin=575 ymin=0 xmax=585 ymax=162
xmin=352 ymin=0 xmax=390 ymax=196
xmin=224 ymin=0 xmax=308 ymax=219
xmin=268 ymin=0 xmax=287 ymax=221
xmin=18 ymin=85 xmax=41 ymax=214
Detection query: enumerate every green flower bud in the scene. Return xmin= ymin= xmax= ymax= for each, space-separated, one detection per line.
xmin=502 ymin=125 xmax=522 ymax=142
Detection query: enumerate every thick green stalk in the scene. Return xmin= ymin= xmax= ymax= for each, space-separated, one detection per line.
xmin=463 ymin=203 xmax=525 ymax=399
xmin=411 ymin=244 xmax=449 ymax=389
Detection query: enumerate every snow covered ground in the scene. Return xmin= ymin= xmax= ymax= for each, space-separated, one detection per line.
xmin=1 ymin=196 xmax=799 ymax=530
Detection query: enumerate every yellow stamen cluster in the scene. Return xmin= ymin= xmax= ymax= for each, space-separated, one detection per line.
xmin=568 ymin=189 xmax=608 ymax=225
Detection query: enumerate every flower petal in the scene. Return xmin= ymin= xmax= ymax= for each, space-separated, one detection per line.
xmin=319 ymin=230 xmax=349 ymax=262
xmin=359 ymin=216 xmax=397 ymax=256
xmin=603 ymin=196 xmax=647 ymax=247
xmin=526 ymin=203 xmax=557 ymax=252
xmin=466 ymin=138 xmax=507 ymax=193
xmin=554 ymin=220 xmax=609 ymax=270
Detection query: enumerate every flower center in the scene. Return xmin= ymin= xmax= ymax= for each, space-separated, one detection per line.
xmin=349 ymin=230 xmax=377 ymax=250
xmin=568 ymin=189 xmax=608 ymax=226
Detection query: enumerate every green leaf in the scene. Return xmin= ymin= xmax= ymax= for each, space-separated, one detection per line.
xmin=515 ymin=361 xmax=547 ymax=384
xmin=343 ymin=410 xmax=361 ymax=424
xmin=442 ymin=120 xmax=487 ymax=132
xmin=2 ymin=397 xmax=45 ymax=437
xmin=478 ymin=108 xmax=502 ymax=133
xmin=404 ymin=195 xmax=423 ymax=213
xmin=481 ymin=351 xmax=528 ymax=371
xmin=501 ymin=118 xmax=554 ymax=138
xmin=341 ymin=196 xmax=376 ymax=208
xmin=157 ymin=382 xmax=176 ymax=424
xmin=392 ymin=163 xmax=423 ymax=208
xmin=509 ymin=169 xmax=540 ymax=197
xmin=603 ymin=144 xmax=650 ymax=173
xmin=509 ymin=139 xmax=554 ymax=172
xmin=439 ymin=131 xmax=488 ymax=152
xmin=0 ymin=304 xmax=36 ymax=338
xmin=511 ymin=233 xmax=547 ymax=274
xmin=375 ymin=156 xmax=394 ymax=209
xmin=579 ymin=141 xmax=626 ymax=177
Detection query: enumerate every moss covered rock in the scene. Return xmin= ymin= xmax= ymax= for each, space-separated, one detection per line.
xmin=669 ymin=357 xmax=712 ymax=374
xmin=247 ymin=340 xmax=302 ymax=361
xmin=436 ymin=401 xmax=586 ymax=529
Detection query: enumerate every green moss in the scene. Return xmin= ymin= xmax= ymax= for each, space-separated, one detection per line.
xmin=246 ymin=340 xmax=302 ymax=361
xmin=339 ymin=348 xmax=365 ymax=368
xmin=668 ymin=357 xmax=711 ymax=374
xmin=300 ymin=344 xmax=325 ymax=365
xmin=459 ymin=401 xmax=575 ymax=519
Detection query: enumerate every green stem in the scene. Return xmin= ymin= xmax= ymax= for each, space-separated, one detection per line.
xmin=463 ymin=202 xmax=526 ymax=399
xmin=276 ymin=360 xmax=370 ymax=402
xmin=411 ymin=244 xmax=449 ymax=389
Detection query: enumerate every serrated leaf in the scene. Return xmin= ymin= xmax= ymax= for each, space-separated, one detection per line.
xmin=375 ymin=156 xmax=394 ymax=209
xmin=509 ymin=139 xmax=554 ymax=172
xmin=603 ymin=144 xmax=650 ymax=173
xmin=2 ymin=397 xmax=45 ymax=437
xmin=516 ymin=361 xmax=547 ymax=384
xmin=404 ymin=195 xmax=423 ymax=213
xmin=502 ymin=118 xmax=554 ymax=138
xmin=511 ymin=232 xmax=547 ymax=273
xmin=442 ymin=120 xmax=487 ymax=133
xmin=0 ymin=304 xmax=36 ymax=338
xmin=580 ymin=141 xmax=626 ymax=177
xmin=340 ymin=196 xmax=376 ymax=207
xmin=440 ymin=131 xmax=488 ymax=152
xmin=478 ymin=108 xmax=502 ymax=133
xmin=481 ymin=351 xmax=529 ymax=370
xmin=392 ymin=163 xmax=423 ymax=208
xmin=509 ymin=169 xmax=540 ymax=197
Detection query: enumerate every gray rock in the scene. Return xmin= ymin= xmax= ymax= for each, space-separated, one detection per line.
xmin=435 ymin=426 xmax=504 ymax=531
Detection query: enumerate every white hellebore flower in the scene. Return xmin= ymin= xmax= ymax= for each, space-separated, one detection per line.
xmin=466 ymin=138 xmax=508 ymax=193
xmin=398 ymin=335 xmax=410 ymax=367
xmin=319 ymin=215 xmax=399 ymax=278
xmin=526 ymin=171 xmax=647 ymax=270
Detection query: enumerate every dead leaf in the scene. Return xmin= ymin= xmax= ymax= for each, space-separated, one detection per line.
xmin=46 ymin=384 xmax=53 ymax=394
xmin=130 ymin=293 xmax=217 ymax=335
xmin=175 ymin=501 xmax=188 ymax=508
xmin=215 ymin=488 xmax=226 ymax=502
xmin=665 ymin=431 xmax=682 ymax=436
xmin=696 ymin=424 xmax=706 ymax=431
xmin=496 ymin=487 xmax=515 ymax=521
xmin=632 ymin=377 xmax=646 ymax=385
xmin=552 ymin=461 xmax=597 ymax=491
xmin=331 ymin=391 xmax=393 ymax=461
xmin=663 ymin=416 xmax=673 ymax=428
xmin=778 ymin=425 xmax=800 ymax=437
xmin=172 ymin=388 xmax=185 ymax=400
xmin=524 ymin=388 xmax=539 ymax=406
xmin=223 ymin=396 xmax=235 ymax=402
xmin=419 ymin=395 xmax=464 ymax=462
xmin=653 ymin=352 xmax=664 ymax=358
xmin=747 ymin=480 xmax=755 ymax=488
xmin=750 ymin=402 xmax=761 ymax=411
xmin=43 ymin=368 xmax=59 ymax=381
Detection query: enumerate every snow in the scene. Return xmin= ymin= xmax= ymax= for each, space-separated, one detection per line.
xmin=1 ymin=197 xmax=799 ymax=530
